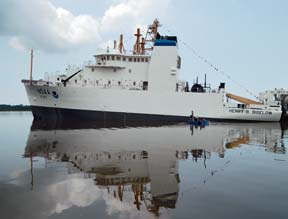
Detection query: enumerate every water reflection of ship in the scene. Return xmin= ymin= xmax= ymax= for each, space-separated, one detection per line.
xmin=25 ymin=121 xmax=228 ymax=214
xmin=24 ymin=120 xmax=287 ymax=214
xmin=223 ymin=123 xmax=287 ymax=154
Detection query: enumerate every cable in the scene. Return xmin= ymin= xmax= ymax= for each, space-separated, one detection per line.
xmin=162 ymin=25 xmax=259 ymax=99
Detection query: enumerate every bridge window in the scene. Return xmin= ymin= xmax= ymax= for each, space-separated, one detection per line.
xmin=107 ymin=56 xmax=110 ymax=60
xmin=145 ymin=58 xmax=149 ymax=62
xmin=122 ymin=57 xmax=126 ymax=61
xmin=111 ymin=56 xmax=115 ymax=61
xmin=116 ymin=56 xmax=121 ymax=61
xmin=129 ymin=58 xmax=132 ymax=62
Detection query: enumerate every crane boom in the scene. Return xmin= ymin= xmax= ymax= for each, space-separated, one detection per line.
xmin=226 ymin=93 xmax=263 ymax=105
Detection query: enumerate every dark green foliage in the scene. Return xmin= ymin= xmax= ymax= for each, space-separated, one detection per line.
xmin=0 ymin=104 xmax=31 ymax=111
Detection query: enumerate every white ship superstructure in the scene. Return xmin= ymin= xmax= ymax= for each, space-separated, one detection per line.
xmin=22 ymin=19 xmax=282 ymax=122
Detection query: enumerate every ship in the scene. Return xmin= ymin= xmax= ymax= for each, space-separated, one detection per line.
xmin=22 ymin=19 xmax=282 ymax=122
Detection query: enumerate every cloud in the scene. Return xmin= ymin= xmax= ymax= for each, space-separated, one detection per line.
xmin=0 ymin=0 xmax=101 ymax=52
xmin=101 ymin=0 xmax=170 ymax=34
xmin=0 ymin=0 xmax=170 ymax=53
xmin=48 ymin=178 xmax=101 ymax=214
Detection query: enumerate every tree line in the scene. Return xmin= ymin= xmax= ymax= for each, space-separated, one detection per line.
xmin=0 ymin=104 xmax=31 ymax=111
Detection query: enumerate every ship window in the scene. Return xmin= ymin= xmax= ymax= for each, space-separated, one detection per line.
xmin=129 ymin=69 xmax=132 ymax=73
xmin=134 ymin=58 xmax=137 ymax=62
xmin=91 ymin=68 xmax=94 ymax=72
xmin=108 ymin=80 xmax=111 ymax=85
xmin=118 ymin=81 xmax=121 ymax=85
xmin=116 ymin=56 xmax=121 ymax=61
xmin=84 ymin=80 xmax=87 ymax=83
xmin=133 ymin=81 xmax=136 ymax=86
xmin=143 ymin=81 xmax=148 ymax=90
xmin=75 ymin=79 xmax=77 ymax=83
xmin=96 ymin=80 xmax=99 ymax=85
xmin=122 ymin=57 xmax=126 ymax=61
xmin=129 ymin=58 xmax=132 ymax=62
xmin=57 ymin=77 xmax=60 ymax=81
xmin=141 ymin=58 xmax=144 ymax=62
xmin=107 ymin=56 xmax=110 ymax=60
xmin=111 ymin=56 xmax=115 ymax=61
xmin=137 ymin=58 xmax=140 ymax=62
xmin=145 ymin=58 xmax=149 ymax=62
xmin=114 ymin=68 xmax=117 ymax=72
xmin=177 ymin=56 xmax=181 ymax=69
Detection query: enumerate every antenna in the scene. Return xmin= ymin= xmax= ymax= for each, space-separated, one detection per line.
xmin=113 ymin=40 xmax=117 ymax=50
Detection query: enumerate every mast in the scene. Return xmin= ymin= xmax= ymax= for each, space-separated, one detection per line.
xmin=140 ymin=37 xmax=145 ymax=54
xmin=134 ymin=28 xmax=142 ymax=54
xmin=30 ymin=49 xmax=33 ymax=84
xmin=144 ymin=19 xmax=161 ymax=51
xmin=118 ymin=34 xmax=124 ymax=54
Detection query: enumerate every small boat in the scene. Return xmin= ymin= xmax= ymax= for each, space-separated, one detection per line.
xmin=187 ymin=118 xmax=209 ymax=126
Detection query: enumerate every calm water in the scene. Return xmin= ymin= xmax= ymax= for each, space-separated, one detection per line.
xmin=0 ymin=112 xmax=288 ymax=219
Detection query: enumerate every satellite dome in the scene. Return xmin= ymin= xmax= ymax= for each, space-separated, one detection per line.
xmin=191 ymin=83 xmax=204 ymax=93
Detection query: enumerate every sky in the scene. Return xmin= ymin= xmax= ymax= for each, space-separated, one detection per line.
xmin=0 ymin=0 xmax=287 ymax=104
